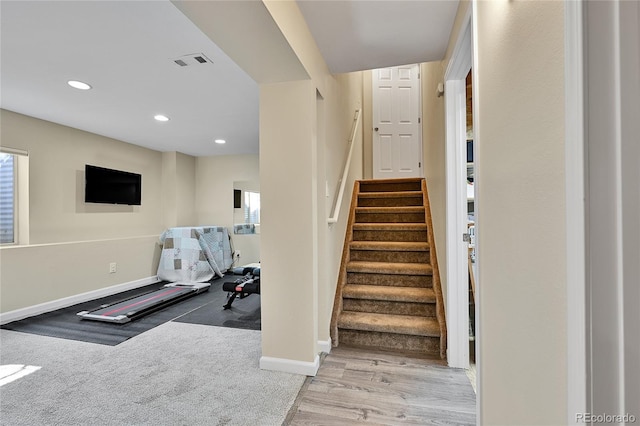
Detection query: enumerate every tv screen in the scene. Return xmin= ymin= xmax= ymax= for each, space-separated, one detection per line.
xmin=466 ymin=140 xmax=474 ymax=163
xmin=85 ymin=165 xmax=141 ymax=205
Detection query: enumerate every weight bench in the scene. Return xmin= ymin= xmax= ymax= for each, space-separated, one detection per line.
xmin=222 ymin=265 xmax=260 ymax=310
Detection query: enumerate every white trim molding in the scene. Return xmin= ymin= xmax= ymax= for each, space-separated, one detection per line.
xmin=444 ymin=78 xmax=470 ymax=369
xmin=0 ymin=147 xmax=28 ymax=156
xmin=564 ymin=0 xmax=588 ymax=422
xmin=444 ymin=5 xmax=472 ymax=370
xmin=444 ymin=6 xmax=472 ymax=81
xmin=0 ymin=276 xmax=159 ymax=325
xmin=471 ymin=3 xmax=482 ymax=422
xmin=317 ymin=338 xmax=332 ymax=354
xmin=260 ymin=355 xmax=320 ymax=377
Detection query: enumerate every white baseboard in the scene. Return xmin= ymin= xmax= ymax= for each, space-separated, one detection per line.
xmin=317 ymin=338 xmax=332 ymax=354
xmin=0 ymin=276 xmax=159 ymax=325
xmin=260 ymin=355 xmax=320 ymax=376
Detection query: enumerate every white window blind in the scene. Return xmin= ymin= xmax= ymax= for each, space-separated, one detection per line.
xmin=0 ymin=153 xmax=16 ymax=244
xmin=244 ymin=191 xmax=260 ymax=224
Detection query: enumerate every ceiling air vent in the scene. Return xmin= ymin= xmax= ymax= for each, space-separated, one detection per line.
xmin=171 ymin=53 xmax=213 ymax=67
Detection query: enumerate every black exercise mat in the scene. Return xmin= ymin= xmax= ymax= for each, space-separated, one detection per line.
xmin=173 ymin=289 xmax=261 ymax=331
xmin=1 ymin=277 xmax=260 ymax=345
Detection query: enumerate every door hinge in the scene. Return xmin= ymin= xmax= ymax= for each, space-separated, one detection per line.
xmin=418 ymin=117 xmax=421 ymax=123
xmin=419 ymin=162 xmax=422 ymax=168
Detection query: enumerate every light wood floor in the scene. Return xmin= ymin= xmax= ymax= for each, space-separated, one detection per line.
xmin=285 ymin=346 xmax=476 ymax=425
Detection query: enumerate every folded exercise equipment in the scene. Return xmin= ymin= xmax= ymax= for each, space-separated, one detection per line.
xmin=157 ymin=226 xmax=233 ymax=282
xmin=222 ymin=265 xmax=260 ymax=310
xmin=77 ymin=282 xmax=210 ymax=324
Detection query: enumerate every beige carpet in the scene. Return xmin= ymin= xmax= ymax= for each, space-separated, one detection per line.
xmin=0 ymin=323 xmax=305 ymax=425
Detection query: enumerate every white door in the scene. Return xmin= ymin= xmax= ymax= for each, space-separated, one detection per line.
xmin=372 ymin=64 xmax=422 ymax=179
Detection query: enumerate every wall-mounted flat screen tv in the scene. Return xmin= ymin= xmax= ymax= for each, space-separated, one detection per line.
xmin=85 ymin=165 xmax=142 ymax=205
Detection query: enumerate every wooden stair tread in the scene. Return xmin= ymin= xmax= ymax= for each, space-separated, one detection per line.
xmin=359 ymin=178 xmax=423 ymax=185
xmin=338 ymin=311 xmax=440 ymax=337
xmin=355 ymin=206 xmax=424 ymax=213
xmin=352 ymin=223 xmax=427 ymax=231
xmin=349 ymin=241 xmax=429 ymax=251
xmin=358 ymin=191 xmax=423 ymax=198
xmin=343 ymin=285 xmax=435 ymax=303
xmin=347 ymin=261 xmax=433 ymax=275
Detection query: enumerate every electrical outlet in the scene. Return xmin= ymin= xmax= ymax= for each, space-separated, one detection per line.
xmin=109 ymin=262 xmax=117 ymax=273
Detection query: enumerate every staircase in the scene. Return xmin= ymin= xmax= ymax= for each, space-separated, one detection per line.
xmin=330 ymin=178 xmax=447 ymax=358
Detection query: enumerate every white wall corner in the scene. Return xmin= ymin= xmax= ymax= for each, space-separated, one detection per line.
xmin=260 ymin=355 xmax=320 ymax=377
xmin=0 ymin=276 xmax=159 ymax=325
xmin=317 ymin=338 xmax=332 ymax=354
xmin=564 ymin=0 xmax=588 ymax=422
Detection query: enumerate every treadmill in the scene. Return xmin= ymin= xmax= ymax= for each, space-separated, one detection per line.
xmin=77 ymin=282 xmax=210 ymax=324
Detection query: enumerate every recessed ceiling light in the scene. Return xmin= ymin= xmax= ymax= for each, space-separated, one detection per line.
xmin=154 ymin=114 xmax=170 ymax=122
xmin=214 ymin=139 xmax=226 ymax=144
xmin=67 ymin=80 xmax=92 ymax=90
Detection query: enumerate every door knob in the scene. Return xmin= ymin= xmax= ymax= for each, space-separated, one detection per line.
xmin=374 ymin=127 xmax=379 ymax=132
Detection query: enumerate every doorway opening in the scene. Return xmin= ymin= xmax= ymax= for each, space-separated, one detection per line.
xmin=465 ymin=69 xmax=477 ymax=391
xmin=443 ymin=3 xmax=477 ymax=391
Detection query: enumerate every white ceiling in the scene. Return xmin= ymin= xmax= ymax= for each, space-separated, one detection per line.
xmin=0 ymin=0 xmax=259 ymax=157
xmin=297 ymin=0 xmax=459 ymax=74
xmin=1 ymin=1 xmax=459 ymax=157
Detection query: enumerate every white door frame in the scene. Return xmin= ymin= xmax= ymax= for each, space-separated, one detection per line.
xmin=443 ymin=5 xmax=472 ymax=372
xmin=570 ymin=0 xmax=640 ymax=419
xmin=564 ymin=0 xmax=588 ymax=421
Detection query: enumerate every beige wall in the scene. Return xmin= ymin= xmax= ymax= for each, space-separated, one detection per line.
xmin=1 ymin=109 xmax=165 ymax=244
xmin=0 ymin=110 xmax=208 ymax=313
xmin=260 ymin=79 xmax=318 ymax=362
xmin=420 ymin=61 xmax=448 ymax=301
xmin=257 ymin=71 xmax=362 ymax=361
xmin=161 ymin=151 xmax=178 ymax=228
xmin=322 ymin=72 xmax=364 ymax=346
xmin=161 ymin=151 xmax=197 ymax=228
xmin=0 ymin=110 xmax=168 ymax=312
xmin=1 ymin=236 xmax=160 ymax=312
xmin=475 ymin=1 xmax=567 ymax=423
xmin=258 ymin=1 xmax=363 ymax=365
xmin=195 ymin=154 xmax=260 ymax=265
xmin=176 ymin=152 xmax=196 ymax=226
xmin=262 ymin=0 xmax=330 ymax=94
xmin=362 ymin=71 xmax=373 ymax=179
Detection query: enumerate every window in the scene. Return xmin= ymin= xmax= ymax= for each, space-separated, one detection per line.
xmin=0 ymin=153 xmax=16 ymax=244
xmin=244 ymin=191 xmax=260 ymax=224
